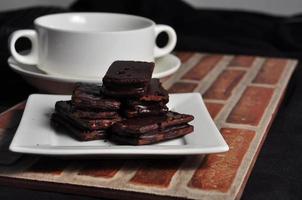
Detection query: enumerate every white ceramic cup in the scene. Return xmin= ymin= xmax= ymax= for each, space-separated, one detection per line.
xmin=9 ymin=12 xmax=177 ymax=79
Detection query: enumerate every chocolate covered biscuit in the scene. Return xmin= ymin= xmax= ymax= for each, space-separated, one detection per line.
xmin=56 ymin=101 xmax=119 ymax=119
xmin=55 ymin=101 xmax=122 ymax=130
xmin=72 ymin=83 xmax=121 ymax=110
xmin=101 ymin=61 xmax=154 ymax=97
xmin=111 ymin=111 xmax=194 ymax=136
xmin=51 ymin=113 xmax=107 ymax=141
xmin=138 ymin=79 xmax=169 ymax=103
xmin=125 ymin=100 xmax=167 ymax=108
xmin=71 ymin=117 xmax=121 ymax=130
xmin=103 ymin=61 xmax=154 ymax=85
xmin=124 ymin=104 xmax=168 ymax=118
xmin=72 ymin=109 xmax=119 ymax=119
xmin=123 ymin=79 xmax=169 ymax=116
xmin=110 ymin=124 xmax=193 ymax=145
xmin=101 ymin=85 xmax=146 ymax=97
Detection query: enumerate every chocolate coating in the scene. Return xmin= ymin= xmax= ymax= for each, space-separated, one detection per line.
xmin=111 ymin=111 xmax=194 ymax=135
xmin=55 ymin=101 xmax=122 ymax=130
xmin=72 ymin=83 xmax=121 ymax=110
xmin=103 ymin=61 xmax=154 ymax=85
xmin=101 ymin=84 xmax=146 ymax=97
xmin=124 ymin=105 xmax=168 ymax=118
xmin=139 ymin=79 xmax=169 ymax=103
xmin=110 ymin=124 xmax=193 ymax=145
xmin=56 ymin=101 xmax=119 ymax=119
xmin=51 ymin=113 xmax=107 ymax=141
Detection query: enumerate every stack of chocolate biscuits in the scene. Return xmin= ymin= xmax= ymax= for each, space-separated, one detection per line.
xmin=51 ymin=60 xmax=194 ymax=145
xmin=102 ymin=60 xmax=194 ymax=145
xmin=51 ymin=84 xmax=122 ymax=141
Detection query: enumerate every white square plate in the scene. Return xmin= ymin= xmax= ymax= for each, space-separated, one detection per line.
xmin=9 ymin=93 xmax=229 ymax=156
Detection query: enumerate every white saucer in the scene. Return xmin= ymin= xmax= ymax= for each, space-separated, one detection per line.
xmin=7 ymin=54 xmax=181 ymax=94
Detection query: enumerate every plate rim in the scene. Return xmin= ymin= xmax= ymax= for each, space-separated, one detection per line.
xmin=9 ymin=93 xmax=229 ymax=156
xmin=7 ymin=54 xmax=181 ymax=82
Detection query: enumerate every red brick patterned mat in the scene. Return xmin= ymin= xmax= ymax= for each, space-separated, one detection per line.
xmin=0 ymin=52 xmax=297 ymax=200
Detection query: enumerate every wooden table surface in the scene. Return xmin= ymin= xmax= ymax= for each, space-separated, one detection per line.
xmin=0 ymin=52 xmax=297 ymax=200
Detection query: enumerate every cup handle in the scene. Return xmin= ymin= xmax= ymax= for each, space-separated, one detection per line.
xmin=154 ymin=25 xmax=177 ymax=58
xmin=9 ymin=29 xmax=38 ymax=65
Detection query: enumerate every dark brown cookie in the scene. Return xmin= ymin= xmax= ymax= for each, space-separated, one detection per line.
xmin=55 ymin=101 xmax=122 ymax=130
xmin=110 ymin=124 xmax=193 ymax=145
xmin=103 ymin=82 xmax=146 ymax=91
xmin=103 ymin=61 xmax=154 ymax=85
xmin=72 ymin=83 xmax=121 ymax=110
xmin=138 ymin=79 xmax=169 ymax=103
xmin=101 ymin=84 xmax=146 ymax=97
xmin=72 ymin=117 xmax=121 ymax=130
xmin=72 ymin=109 xmax=119 ymax=119
xmin=56 ymin=101 xmax=119 ymax=119
xmin=124 ymin=105 xmax=168 ymax=118
xmin=125 ymin=99 xmax=167 ymax=108
xmin=111 ymin=111 xmax=194 ymax=135
xmin=51 ymin=113 xmax=107 ymax=141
